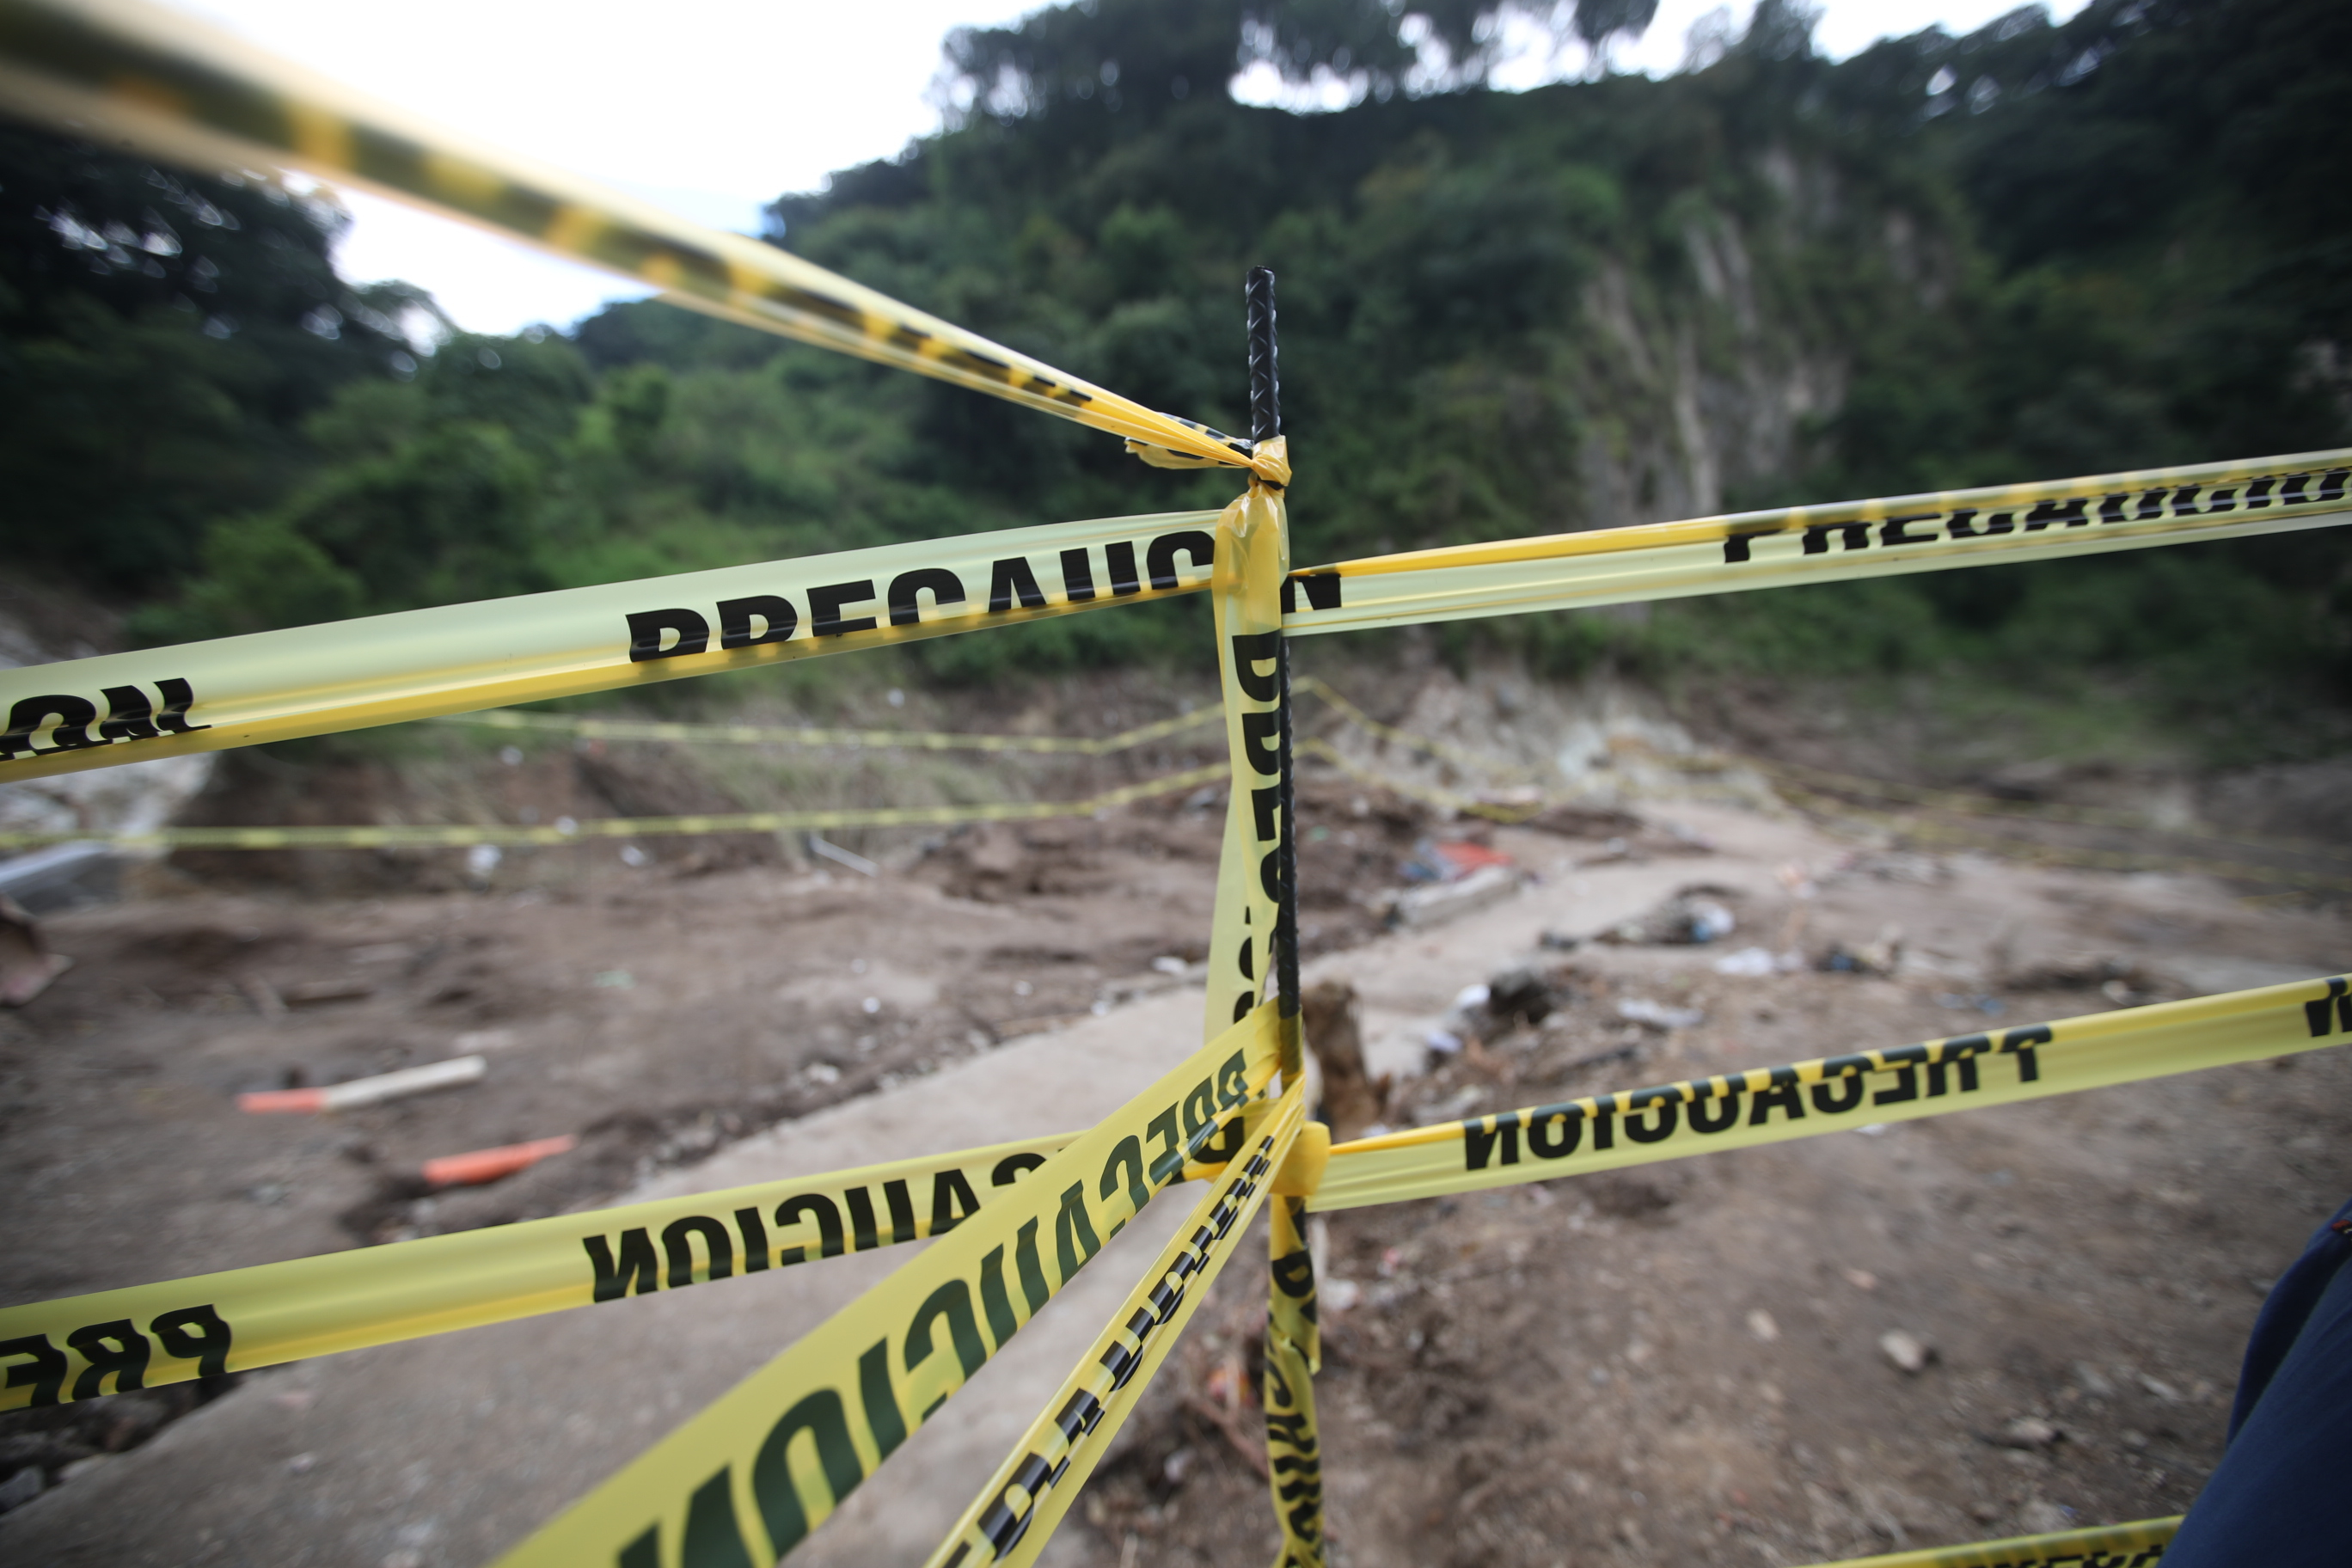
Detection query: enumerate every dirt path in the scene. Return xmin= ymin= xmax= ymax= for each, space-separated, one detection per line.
xmin=1 ymin=787 xmax=2346 ymax=1565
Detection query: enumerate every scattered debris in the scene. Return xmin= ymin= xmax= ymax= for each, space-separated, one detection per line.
xmin=1820 ymin=925 xmax=1904 ymax=976
xmin=1617 ymin=998 xmax=1704 ymax=1031
xmin=1843 ymin=1267 xmax=1878 ymax=1291
xmin=1879 ymin=1329 xmax=1932 ymax=1375
xmin=1391 ymin=864 xmax=1520 ymax=928
xmin=1596 ymin=885 xmax=1743 ymax=946
xmin=1990 ymin=1418 xmax=2061 ymax=1449
xmin=238 ymin=1054 xmax=487 ymax=1113
xmin=421 ymin=1134 xmax=578 ymax=1189
xmin=0 ymin=1465 xmax=41 ymax=1512
xmin=280 ymin=977 xmax=376 ymax=1007
xmin=1746 ymin=1309 xmax=1780 ymax=1343
xmin=1712 ymin=946 xmax=1799 ymax=977
xmin=0 ymin=895 xmax=72 ymax=1006
xmin=807 ymin=834 xmax=879 ymax=878
xmin=1520 ymin=804 xmax=1645 ymax=840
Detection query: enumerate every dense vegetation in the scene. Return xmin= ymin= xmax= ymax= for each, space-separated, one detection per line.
xmin=3 ymin=0 xmax=2346 ymax=743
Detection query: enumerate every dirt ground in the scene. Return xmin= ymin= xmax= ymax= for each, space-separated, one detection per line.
xmin=2 ymin=674 xmax=2349 ymax=1565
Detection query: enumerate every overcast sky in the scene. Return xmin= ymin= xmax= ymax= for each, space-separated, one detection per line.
xmin=177 ymin=0 xmax=2085 ymax=340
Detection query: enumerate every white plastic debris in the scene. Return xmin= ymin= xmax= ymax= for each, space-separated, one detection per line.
xmin=1616 ymin=998 xmax=1704 ymax=1030
xmin=1879 ymin=1330 xmax=1931 ymax=1374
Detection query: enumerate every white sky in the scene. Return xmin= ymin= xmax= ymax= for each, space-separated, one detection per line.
xmin=178 ymin=0 xmax=2086 ymax=340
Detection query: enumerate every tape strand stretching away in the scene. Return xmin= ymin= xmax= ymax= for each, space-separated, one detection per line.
xmin=0 ymin=509 xmax=1222 ymax=785
xmin=1280 ymin=450 xmax=2352 ymax=638
xmin=438 ymin=705 xmax=1222 ymax=756
xmin=1789 ymin=1514 xmax=2177 ymax=1568
xmin=1312 ymin=974 xmax=2352 ymax=1212
xmin=0 ymin=0 xmax=1279 ymax=481
xmin=0 ymin=1133 xmax=1082 ymax=1412
xmin=927 ymin=1086 xmax=1307 ymax=1568
xmin=491 ymin=1003 xmax=1283 ymax=1568
xmin=0 ymin=762 xmax=1229 ymax=852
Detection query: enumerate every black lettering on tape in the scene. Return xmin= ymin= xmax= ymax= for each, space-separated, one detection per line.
xmin=1464 ymin=1112 xmax=1520 ymax=1170
xmin=1625 ymin=1088 xmax=1679 ymax=1142
xmin=888 ymin=567 xmax=966 ymax=628
xmin=1055 ymin=1183 xmax=1102 ymax=1283
xmin=1147 ymin=1106 xmax=1185 ymax=1185
xmin=2135 ymin=487 xmax=2169 ymax=519
xmin=1014 ymin=1217 xmax=1050 ymax=1313
xmin=1101 ymin=1136 xmax=1150 ymax=1221
xmin=735 ymin=1207 xmax=770 ymax=1271
xmin=1279 ymin=572 xmax=1344 ymax=613
xmin=65 ymin=1320 xmax=149 ymax=1399
xmin=2305 ymin=977 xmax=2349 ymax=1038
xmin=2205 ymin=487 xmax=2237 ymax=514
xmin=1528 ymin=1106 xmax=1581 ymax=1159
xmin=662 ymin=1216 xmax=734 ymax=1288
xmin=1241 ymin=710 xmax=1281 ymax=776
xmin=1590 ymin=1102 xmax=1617 ymax=1149
xmin=980 ymin=1244 xmax=1020 ymax=1346
xmin=1181 ymin=1077 xmax=1218 ymax=1142
xmin=1873 ymin=1063 xmax=1920 ymax=1106
xmin=1259 ymin=847 xmax=1283 ymax=903
xmin=99 ymin=685 xmax=160 ymax=741
xmin=1106 ymin=541 xmax=1141 ymax=597
xmin=681 ymin=1467 xmax=754 ymax=1567
xmin=884 ymin=1179 xmax=918 ymax=1246
xmin=1688 ymin=1081 xmax=1742 ymax=1133
xmin=988 ymin=557 xmax=1048 ymax=614
xmin=625 ymin=608 xmax=710 ymax=662
xmin=775 ymin=1193 xmax=845 ymax=1264
xmin=3 ymin=693 xmax=100 ymax=757
xmin=1810 ymin=1062 xmax=1868 ymax=1114
xmin=1946 ymin=509 xmax=2014 ymax=538
xmin=1146 ymin=530 xmax=1216 ymax=591
xmin=844 ymin=1186 xmax=882 ymax=1252
xmin=991 ymin=1152 xmax=1046 ymax=1186
xmin=585 ymin=1228 xmax=661 ymax=1301
xmin=150 ymin=1304 xmax=232 ymax=1380
xmin=1229 ymin=631 xmax=1280 ymax=702
xmin=1251 ymin=785 xmax=1282 ymax=842
xmin=751 ymin=1389 xmax=864 ymax=1556
xmin=931 ymin=1168 xmax=983 ymax=1235
xmin=1216 ymin=1050 xmax=1250 ymax=1111
xmin=620 ymin=1527 xmax=658 ymax=1568
xmin=1059 ymin=548 xmax=1097 ymax=603
xmin=1747 ymin=1071 xmax=1808 ymax=1124
xmin=0 ymin=1334 xmax=66 ymax=1407
xmin=1721 ymin=523 xmax=1786 ymax=563
xmin=2171 ymin=485 xmax=2202 ymax=517
xmin=1878 ymin=513 xmax=1938 ymax=547
xmin=859 ymin=1338 xmax=908 ymax=1460
xmin=155 ymin=677 xmax=208 ymax=734
xmin=2000 ymin=1024 xmax=2050 ymax=1082
xmin=810 ymin=580 xmax=879 ymax=637
xmin=2098 ymin=492 xmax=2130 ymax=523
xmin=718 ymin=594 xmax=797 ymax=649
xmin=1801 ymin=522 xmax=1871 ymax=554
xmin=905 ymin=1282 xmax=988 ymax=1418
xmin=2024 ymin=499 xmax=2089 ymax=530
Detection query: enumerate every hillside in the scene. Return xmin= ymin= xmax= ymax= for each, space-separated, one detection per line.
xmin=3 ymin=0 xmax=2346 ymax=758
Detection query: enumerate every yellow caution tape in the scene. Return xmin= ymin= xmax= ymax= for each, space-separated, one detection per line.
xmin=1791 ymin=1515 xmax=2177 ymax=1568
xmin=927 ymin=1085 xmax=1307 ymax=1568
xmin=1771 ymin=782 xmax=2352 ymax=897
xmin=1262 ymin=1125 xmax=1332 ymax=1568
xmin=1279 ymin=451 xmax=2352 ymax=637
xmin=1201 ymin=444 xmax=1294 ymax=1043
xmin=492 ymin=1002 xmax=1283 ymax=1568
xmin=0 ymin=763 xmax=1228 ymax=851
xmin=1312 ymin=973 xmax=2351 ymax=1212
xmin=0 ymin=0 xmax=1277 ymax=481
xmin=0 ymin=511 xmax=1221 ymax=785
xmin=0 ymin=1133 xmax=1079 ymax=1412
xmin=438 ymin=705 xmax=1223 ymax=756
